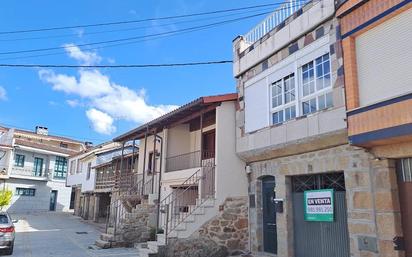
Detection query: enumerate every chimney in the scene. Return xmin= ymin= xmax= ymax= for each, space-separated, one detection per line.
xmin=35 ymin=126 xmax=48 ymax=136
xmin=85 ymin=141 xmax=93 ymax=148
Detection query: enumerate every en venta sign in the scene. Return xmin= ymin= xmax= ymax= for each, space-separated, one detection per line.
xmin=304 ymin=189 xmax=334 ymax=222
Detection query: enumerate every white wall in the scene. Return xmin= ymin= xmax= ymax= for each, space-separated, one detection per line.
xmin=167 ymin=124 xmax=190 ymax=157
xmin=233 ymin=0 xmax=335 ymax=76
xmin=5 ymin=178 xmax=72 ymax=213
xmin=215 ymin=102 xmax=248 ymax=204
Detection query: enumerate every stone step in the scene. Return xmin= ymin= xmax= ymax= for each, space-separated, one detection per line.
xmin=156 ymin=234 xmax=166 ymax=244
xmin=100 ymin=233 xmax=114 ymax=242
xmin=196 ymin=198 xmax=215 ymax=207
xmin=107 ymin=227 xmax=115 ymax=234
xmin=95 ymin=239 xmax=111 ymax=249
xmin=138 ymin=247 xmax=158 ymax=257
xmin=148 ymin=240 xmax=166 ymax=251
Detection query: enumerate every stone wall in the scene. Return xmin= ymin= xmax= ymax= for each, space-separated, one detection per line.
xmin=198 ymin=197 xmax=249 ymax=256
xmin=119 ymin=203 xmax=157 ymax=245
xmin=248 ymin=144 xmax=403 ymax=257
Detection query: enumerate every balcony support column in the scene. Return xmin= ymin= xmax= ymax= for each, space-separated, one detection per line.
xmin=131 ymin=139 xmax=136 ymax=172
xmin=199 ymin=111 xmax=204 ymax=166
xmin=151 ymin=128 xmax=157 ymax=194
xmin=199 ymin=112 xmax=204 ymax=200
xmin=141 ymin=126 xmax=149 ymax=195
xmin=119 ymin=141 xmax=125 ymax=176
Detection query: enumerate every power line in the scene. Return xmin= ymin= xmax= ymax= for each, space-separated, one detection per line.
xmin=0 ymin=2 xmax=297 ymax=35
xmin=0 ymin=11 xmax=274 ymax=56
xmin=0 ymin=7 xmax=277 ymax=43
xmin=0 ymin=60 xmax=232 ymax=69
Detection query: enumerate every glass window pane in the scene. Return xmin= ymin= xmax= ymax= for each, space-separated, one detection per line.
xmin=318 ymin=95 xmax=326 ymax=110
xmin=326 ymin=92 xmax=333 ymax=108
xmin=272 ymin=110 xmax=284 ymax=125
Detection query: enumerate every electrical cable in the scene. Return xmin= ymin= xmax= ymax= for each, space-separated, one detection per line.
xmin=0 ymin=2 xmax=301 ymax=35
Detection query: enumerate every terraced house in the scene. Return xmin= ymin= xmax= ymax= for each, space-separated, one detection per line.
xmin=67 ymin=141 xmax=138 ymax=222
xmin=96 ymin=93 xmax=249 ymax=256
xmin=337 ymin=0 xmax=412 ymax=256
xmin=232 ymin=0 xmax=412 ymax=256
xmin=0 ymin=126 xmax=86 ymax=212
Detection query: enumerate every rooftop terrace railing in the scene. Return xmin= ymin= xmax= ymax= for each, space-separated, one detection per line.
xmin=244 ymin=0 xmax=310 ymax=44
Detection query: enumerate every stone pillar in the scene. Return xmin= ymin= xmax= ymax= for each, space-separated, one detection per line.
xmin=372 ymin=159 xmax=403 ymax=257
xmin=94 ymin=195 xmax=100 ymax=222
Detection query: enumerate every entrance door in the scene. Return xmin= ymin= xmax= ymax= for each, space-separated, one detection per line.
xmin=262 ymin=176 xmax=277 ymax=254
xmin=292 ymin=173 xmax=350 ymax=257
xmin=202 ymin=130 xmax=215 ymax=160
xmin=397 ymin=159 xmax=412 ymax=256
xmin=49 ymin=190 xmax=57 ymax=211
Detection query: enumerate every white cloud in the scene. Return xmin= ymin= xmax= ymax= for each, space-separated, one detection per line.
xmin=66 ymin=99 xmax=82 ymax=107
xmin=86 ymin=108 xmax=116 ymax=135
xmin=0 ymin=86 xmax=7 ymax=101
xmin=63 ymin=43 xmax=102 ymax=65
xmin=38 ymin=45 xmax=178 ymax=135
xmin=39 ymin=69 xmax=113 ymax=98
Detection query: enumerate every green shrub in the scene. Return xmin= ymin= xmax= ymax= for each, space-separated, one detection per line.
xmin=0 ymin=188 xmax=12 ymax=210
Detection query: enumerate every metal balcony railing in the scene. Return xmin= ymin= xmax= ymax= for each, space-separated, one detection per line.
xmin=158 ymin=165 xmax=216 ymax=243
xmin=10 ymin=167 xmax=50 ymax=179
xmin=165 ymin=150 xmax=215 ymax=172
xmin=244 ymin=0 xmax=310 ymax=44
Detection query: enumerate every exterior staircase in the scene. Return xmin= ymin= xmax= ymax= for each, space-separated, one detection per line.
xmin=136 ymin=166 xmax=218 ymax=257
xmin=95 ymin=172 xmax=157 ymax=248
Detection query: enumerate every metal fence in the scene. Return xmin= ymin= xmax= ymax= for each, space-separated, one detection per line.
xmin=244 ymin=0 xmax=310 ymax=44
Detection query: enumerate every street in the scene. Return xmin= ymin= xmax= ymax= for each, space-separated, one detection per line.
xmin=5 ymin=212 xmax=139 ymax=257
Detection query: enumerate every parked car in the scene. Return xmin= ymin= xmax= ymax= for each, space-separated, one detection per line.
xmin=0 ymin=212 xmax=16 ymax=255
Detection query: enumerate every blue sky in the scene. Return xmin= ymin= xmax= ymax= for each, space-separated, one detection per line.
xmin=0 ymin=0 xmax=274 ymax=144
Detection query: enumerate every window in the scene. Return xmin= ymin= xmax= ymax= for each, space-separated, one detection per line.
xmin=60 ymin=142 xmax=68 ymax=148
xmin=147 ymin=152 xmax=154 ymax=173
xmin=270 ymin=73 xmax=296 ymax=125
xmin=33 ymin=157 xmax=44 ymax=176
xmin=86 ymin=162 xmax=91 ymax=180
xmin=54 ymin=156 xmax=67 ymax=179
xmin=0 ymin=215 xmax=9 ymax=224
xmin=268 ymin=53 xmax=332 ymax=124
xmin=76 ymin=159 xmax=81 ymax=174
xmin=16 ymin=188 xmax=36 ymax=196
xmin=301 ymin=53 xmax=333 ymax=114
xmin=14 ymin=154 xmax=25 ymax=167
xmin=70 ymin=160 xmax=76 ymax=175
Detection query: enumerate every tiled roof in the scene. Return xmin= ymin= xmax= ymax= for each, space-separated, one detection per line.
xmin=15 ymin=139 xmax=80 ymax=155
xmin=113 ymin=93 xmax=237 ymax=142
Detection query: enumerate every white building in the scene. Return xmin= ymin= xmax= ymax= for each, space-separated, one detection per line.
xmin=112 ymin=93 xmax=248 ymax=244
xmin=0 ymin=126 xmax=86 ymax=213
xmin=67 ymin=142 xmax=138 ymax=222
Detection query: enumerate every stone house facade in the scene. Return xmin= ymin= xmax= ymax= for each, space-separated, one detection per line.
xmin=337 ymin=0 xmax=412 ymax=256
xmin=232 ymin=0 xmax=405 ymax=256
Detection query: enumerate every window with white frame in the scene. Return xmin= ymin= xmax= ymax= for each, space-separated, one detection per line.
xmin=270 ymin=73 xmax=296 ymax=125
xmin=301 ymin=53 xmax=333 ymax=115
xmin=269 ymin=53 xmax=332 ymax=125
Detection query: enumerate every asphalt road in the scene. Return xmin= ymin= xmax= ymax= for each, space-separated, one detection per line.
xmin=4 ymin=212 xmax=139 ymax=257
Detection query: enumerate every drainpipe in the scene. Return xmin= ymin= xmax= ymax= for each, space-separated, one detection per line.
xmin=141 ymin=126 xmax=149 ymax=195
xmin=246 ymin=164 xmax=253 ymax=254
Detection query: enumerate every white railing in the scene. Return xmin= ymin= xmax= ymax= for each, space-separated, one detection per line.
xmin=244 ymin=0 xmax=310 ymax=44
